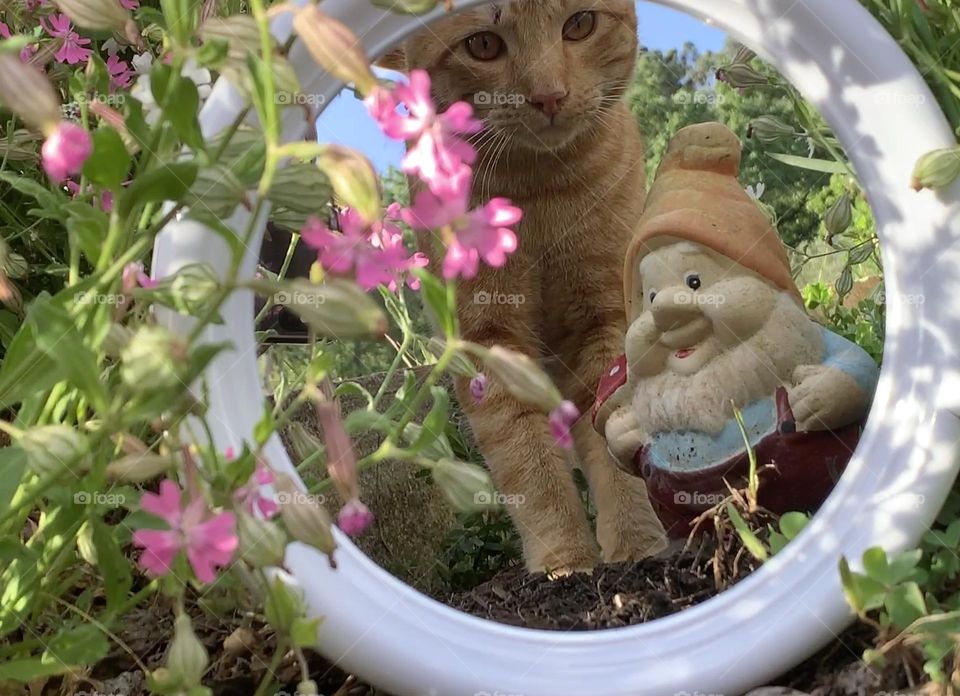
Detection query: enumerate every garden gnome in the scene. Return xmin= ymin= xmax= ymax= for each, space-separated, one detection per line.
xmin=592 ymin=122 xmax=879 ymax=538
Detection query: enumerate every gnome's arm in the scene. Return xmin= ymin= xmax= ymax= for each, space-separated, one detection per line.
xmin=592 ymin=355 xmax=647 ymax=467
xmin=787 ymin=327 xmax=879 ymax=432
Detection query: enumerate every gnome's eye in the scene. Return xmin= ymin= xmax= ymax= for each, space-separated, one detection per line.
xmin=648 ymin=289 xmax=657 ymax=303
xmin=685 ymin=273 xmax=701 ymax=290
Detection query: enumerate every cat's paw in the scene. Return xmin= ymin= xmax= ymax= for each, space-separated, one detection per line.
xmin=595 ymin=476 xmax=667 ymax=564
xmin=531 ymin=542 xmax=599 ymax=577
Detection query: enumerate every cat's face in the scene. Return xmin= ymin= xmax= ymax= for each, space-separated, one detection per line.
xmin=388 ymin=0 xmax=638 ymax=153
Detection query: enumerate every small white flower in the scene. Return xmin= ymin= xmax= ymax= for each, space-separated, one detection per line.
xmin=181 ymin=59 xmax=212 ymax=100
xmin=745 ymin=182 xmax=765 ymax=200
xmin=131 ymin=51 xmax=154 ymax=75
xmin=130 ymin=73 xmax=160 ymax=125
xmin=806 ymin=137 xmax=815 ymax=158
xmin=102 ymin=38 xmax=120 ymax=56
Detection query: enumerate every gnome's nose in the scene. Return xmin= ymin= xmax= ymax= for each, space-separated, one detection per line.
xmin=651 ymin=291 xmax=701 ymax=331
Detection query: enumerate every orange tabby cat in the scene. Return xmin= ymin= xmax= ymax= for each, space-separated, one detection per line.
xmin=382 ymin=0 xmax=666 ymax=572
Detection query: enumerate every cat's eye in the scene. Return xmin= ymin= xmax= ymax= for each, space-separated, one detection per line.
xmin=562 ymin=11 xmax=597 ymax=41
xmin=465 ymin=31 xmax=505 ymax=61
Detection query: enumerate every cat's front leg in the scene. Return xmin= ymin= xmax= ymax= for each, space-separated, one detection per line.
xmin=560 ymin=331 xmax=668 ymax=564
xmin=456 ymin=372 xmax=600 ymax=574
xmin=454 ymin=269 xmax=599 ymax=574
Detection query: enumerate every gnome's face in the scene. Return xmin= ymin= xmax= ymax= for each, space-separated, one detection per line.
xmin=625 ymin=239 xmax=822 ymax=434
xmin=627 ymin=240 xmax=778 ymax=375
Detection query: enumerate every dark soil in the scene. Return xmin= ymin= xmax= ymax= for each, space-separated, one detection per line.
xmin=445 ymin=550 xmax=716 ymax=630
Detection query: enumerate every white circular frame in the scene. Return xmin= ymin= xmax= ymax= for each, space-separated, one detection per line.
xmin=153 ymin=1 xmax=960 ymax=693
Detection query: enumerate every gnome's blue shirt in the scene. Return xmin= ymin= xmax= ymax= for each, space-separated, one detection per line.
xmin=645 ymin=326 xmax=879 ymax=473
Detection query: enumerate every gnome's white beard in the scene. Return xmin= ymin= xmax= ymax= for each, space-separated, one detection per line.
xmin=630 ymin=293 xmax=823 ymax=435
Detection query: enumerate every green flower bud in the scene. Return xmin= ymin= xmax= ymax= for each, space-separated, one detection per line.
xmin=426 ymin=337 xmax=476 ymax=377
xmin=911 ymin=146 xmax=960 ymax=191
xmin=17 ymin=425 xmax=90 ymax=477
xmin=471 ymin=344 xmax=562 ymax=412
xmin=824 ymin=192 xmax=852 ymax=241
xmin=293 ymin=6 xmax=377 ymax=95
xmin=275 ymin=475 xmax=337 ymax=556
xmin=236 ymin=513 xmax=287 ymax=568
xmin=102 ymin=323 xmax=133 ymax=358
xmin=120 ymin=326 xmax=189 ymax=392
xmin=149 ymin=263 xmax=222 ymax=318
xmin=403 ymin=423 xmax=454 ymax=461
xmin=747 ymin=115 xmax=795 ymax=145
xmin=716 ymin=63 xmax=769 ymax=88
xmin=105 ymin=452 xmax=173 ymax=483
xmin=431 ymin=458 xmax=496 ymax=513
xmin=185 ymin=166 xmax=248 ymax=218
xmin=198 ymin=15 xmax=261 ymax=61
xmin=0 ymin=54 xmax=61 ymax=133
xmin=3 ymin=252 xmax=27 ymax=280
xmin=371 ymin=0 xmax=439 ymax=14
xmin=54 ymin=0 xmax=129 ymax=30
xmin=271 ymin=279 xmax=387 ymax=339
xmin=315 ymin=145 xmax=381 ymax=223
xmin=732 ymin=45 xmax=756 ymax=64
xmin=166 ymin=614 xmax=208 ymax=688
xmin=285 ymin=421 xmax=324 ymax=464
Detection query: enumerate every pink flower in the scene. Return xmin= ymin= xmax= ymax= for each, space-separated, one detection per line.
xmin=366 ymin=70 xmax=482 ymax=197
xmin=401 ymin=173 xmax=521 ymax=280
xmin=65 ymin=180 xmax=113 ymax=211
xmin=41 ymin=14 xmax=92 ymax=65
xmin=469 ymin=374 xmax=488 ymax=404
xmin=549 ymin=400 xmax=579 ymax=449
xmin=337 ymin=499 xmax=373 ymax=536
xmin=119 ymin=0 xmax=139 ymax=8
xmin=301 ymin=210 xmax=423 ymax=292
xmin=132 ymin=480 xmax=238 ymax=583
xmin=122 ymin=261 xmax=156 ymax=291
xmin=234 ymin=463 xmax=279 ymax=519
xmin=41 ymin=121 xmax=92 ymax=183
xmin=106 ymin=53 xmax=133 ymax=90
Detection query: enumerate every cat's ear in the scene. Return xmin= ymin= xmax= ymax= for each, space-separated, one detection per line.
xmin=374 ymin=46 xmax=407 ymax=72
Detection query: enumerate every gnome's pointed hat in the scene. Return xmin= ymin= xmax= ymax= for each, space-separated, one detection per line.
xmin=623 ymin=122 xmax=801 ymax=320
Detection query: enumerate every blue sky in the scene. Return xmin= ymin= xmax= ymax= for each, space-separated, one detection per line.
xmin=316 ymin=2 xmax=726 ymax=171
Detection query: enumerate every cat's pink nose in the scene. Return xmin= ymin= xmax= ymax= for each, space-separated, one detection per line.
xmin=529 ymin=90 xmax=567 ymax=118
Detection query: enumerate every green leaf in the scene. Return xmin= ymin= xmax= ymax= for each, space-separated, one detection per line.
xmin=0 ymin=309 xmax=18 ymax=349
xmin=83 ymin=127 xmax=130 ymax=190
xmin=253 ymin=406 xmax=276 ymax=446
xmin=118 ymin=162 xmax=198 ymax=219
xmin=290 ymin=616 xmax=321 ymax=648
xmin=343 ymin=410 xmax=393 ymax=434
xmin=65 ymin=202 xmax=109 ymax=266
xmin=413 ymin=386 xmax=449 ymax=451
xmin=839 ymin=556 xmax=863 ymax=613
xmin=887 ymin=548 xmax=923 ymax=584
xmin=334 ymin=381 xmax=375 ymax=409
xmin=766 ymin=152 xmax=850 ymax=174
xmin=725 ymin=503 xmax=767 ymax=561
xmin=413 ymin=269 xmax=456 ymax=338
xmin=90 ymin=518 xmax=133 ymax=611
xmin=0 ymin=658 xmax=69 ymax=682
xmin=0 ymin=312 xmax=62 ymax=410
xmin=885 ymin=581 xmax=926 ymax=630
xmin=44 ymin=624 xmax=110 ymax=668
xmin=862 ymin=547 xmax=889 ymax=582
xmin=27 ymin=299 xmax=109 ymax=413
xmin=778 ymin=511 xmax=808 ymax=540
xmin=153 ymin=67 xmax=204 ymax=151
xmin=0 ymin=446 xmax=26 ymax=515
xmin=0 ymin=171 xmax=68 ymax=218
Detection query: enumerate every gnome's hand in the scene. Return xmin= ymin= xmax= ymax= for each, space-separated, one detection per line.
xmin=625 ymin=311 xmax=668 ymax=378
xmin=787 ymin=364 xmax=869 ymax=432
xmin=605 ymin=405 xmax=646 ymax=470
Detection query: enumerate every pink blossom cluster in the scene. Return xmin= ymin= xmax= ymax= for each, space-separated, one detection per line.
xmin=302 ymin=70 xmax=522 ymax=286
xmin=301 ymin=204 xmax=427 ymax=292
